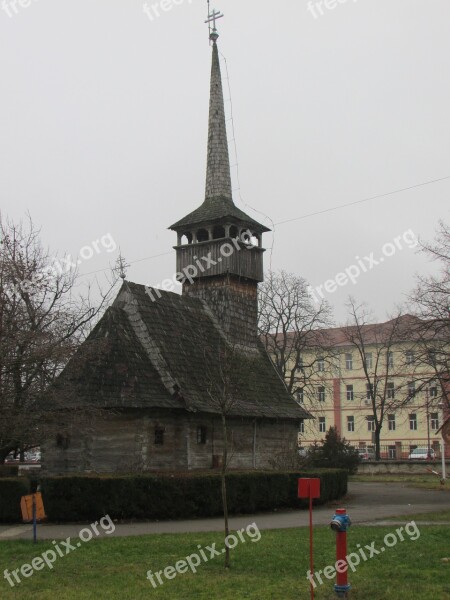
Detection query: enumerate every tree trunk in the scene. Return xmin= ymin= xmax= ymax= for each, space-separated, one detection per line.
xmin=375 ymin=427 xmax=381 ymax=461
xmin=221 ymin=413 xmax=230 ymax=568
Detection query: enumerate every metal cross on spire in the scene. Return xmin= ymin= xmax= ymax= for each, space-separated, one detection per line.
xmin=114 ymin=250 xmax=129 ymax=281
xmin=205 ymin=0 xmax=224 ymax=43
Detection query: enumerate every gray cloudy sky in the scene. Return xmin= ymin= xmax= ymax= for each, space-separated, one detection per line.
xmin=1 ymin=0 xmax=449 ymax=323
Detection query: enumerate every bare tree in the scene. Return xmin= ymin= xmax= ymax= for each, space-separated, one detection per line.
xmin=0 ymin=214 xmax=116 ymax=463
xmin=258 ymin=270 xmax=335 ymax=422
xmin=201 ymin=338 xmax=252 ymax=569
xmin=408 ymin=220 xmax=449 ymax=409
xmin=344 ymin=299 xmax=416 ymax=460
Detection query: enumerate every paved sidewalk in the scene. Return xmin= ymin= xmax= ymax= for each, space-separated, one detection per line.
xmin=0 ymin=482 xmax=448 ymax=541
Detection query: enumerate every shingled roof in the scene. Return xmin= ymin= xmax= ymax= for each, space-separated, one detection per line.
xmin=169 ymin=195 xmax=270 ymax=232
xmin=58 ymin=281 xmax=309 ymax=420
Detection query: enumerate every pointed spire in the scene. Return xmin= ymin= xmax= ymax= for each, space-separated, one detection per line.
xmin=204 ymin=40 xmax=233 ymax=202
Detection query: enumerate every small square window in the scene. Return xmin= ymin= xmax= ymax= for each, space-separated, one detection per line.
xmin=405 ymin=351 xmax=414 ymax=366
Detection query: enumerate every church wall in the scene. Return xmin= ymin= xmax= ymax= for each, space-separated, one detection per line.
xmin=42 ymin=410 xmax=300 ymax=474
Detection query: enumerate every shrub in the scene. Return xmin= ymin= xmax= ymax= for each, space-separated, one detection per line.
xmin=40 ymin=469 xmax=347 ymax=522
xmin=0 ymin=465 xmax=19 ymax=478
xmin=0 ymin=478 xmax=30 ymax=522
xmin=306 ymin=427 xmax=360 ymax=474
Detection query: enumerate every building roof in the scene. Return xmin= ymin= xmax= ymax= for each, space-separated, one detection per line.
xmin=57 ymin=281 xmax=309 ymax=420
xmin=280 ymin=314 xmax=434 ymax=350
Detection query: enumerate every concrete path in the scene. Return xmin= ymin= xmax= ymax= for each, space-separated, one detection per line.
xmin=0 ymin=482 xmax=448 ymax=541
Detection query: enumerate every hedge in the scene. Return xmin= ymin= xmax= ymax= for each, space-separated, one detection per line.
xmin=0 ymin=465 xmax=19 ymax=478
xmin=0 ymin=478 xmax=30 ymax=522
xmin=39 ymin=469 xmax=347 ymax=522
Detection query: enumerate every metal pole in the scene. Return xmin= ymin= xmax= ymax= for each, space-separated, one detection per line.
xmin=309 ymin=492 xmax=314 ymax=600
xmin=32 ymin=494 xmax=37 ymax=544
xmin=426 ymin=389 xmax=431 ymax=460
xmin=442 ymin=440 xmax=446 ymax=480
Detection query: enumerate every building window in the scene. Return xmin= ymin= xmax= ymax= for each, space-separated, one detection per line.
xmin=317 ymin=357 xmax=325 ymax=372
xmin=154 ymin=427 xmax=165 ymax=445
xmin=367 ymin=416 xmax=375 ymax=432
xmin=364 ymin=352 xmax=373 ymax=369
xmin=347 ymin=416 xmax=355 ymax=432
xmin=299 ymin=419 xmax=305 ymax=434
xmin=296 ymin=388 xmax=304 ymax=404
xmin=345 ymin=353 xmax=353 ymax=370
xmin=366 ymin=383 xmax=374 ymax=400
xmin=317 ymin=386 xmax=326 ymax=402
xmin=197 ymin=426 xmax=207 ymax=444
xmin=409 ymin=414 xmax=417 ymax=431
xmin=297 ymin=357 xmax=304 ymax=372
xmin=346 ymin=385 xmax=354 ymax=401
xmin=387 ymin=382 xmax=395 ymax=399
xmin=405 ymin=351 xmax=414 ymax=366
xmin=430 ymin=413 xmax=439 ymax=431
xmin=407 ymin=381 xmax=415 ymax=399
xmin=388 ymin=445 xmax=396 ymax=459
xmin=430 ymin=384 xmax=438 ymax=398
xmin=319 ymin=417 xmax=326 ymax=433
xmin=387 ymin=351 xmax=394 ymax=368
xmin=428 ymin=350 xmax=436 ymax=365
xmin=388 ymin=414 xmax=396 ymax=431
xmin=56 ymin=434 xmax=70 ymax=450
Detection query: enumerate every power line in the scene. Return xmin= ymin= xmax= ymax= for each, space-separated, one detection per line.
xmin=275 ymin=175 xmax=450 ymax=226
xmin=76 ymin=175 xmax=450 ymax=280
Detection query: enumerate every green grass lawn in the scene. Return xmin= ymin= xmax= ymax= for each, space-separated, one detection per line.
xmin=350 ymin=473 xmax=449 ymax=490
xmin=0 ymin=524 xmax=449 ymax=599
xmin=384 ymin=509 xmax=450 ymax=522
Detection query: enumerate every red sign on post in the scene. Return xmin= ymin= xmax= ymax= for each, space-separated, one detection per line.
xmin=298 ymin=478 xmax=321 ymax=499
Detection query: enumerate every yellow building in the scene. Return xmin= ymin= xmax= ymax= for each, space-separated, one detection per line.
xmin=293 ymin=316 xmax=449 ymax=459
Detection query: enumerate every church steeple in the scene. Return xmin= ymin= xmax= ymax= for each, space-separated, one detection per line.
xmin=205 ymin=40 xmax=232 ymax=202
xmin=168 ymin=7 xmax=269 ymax=349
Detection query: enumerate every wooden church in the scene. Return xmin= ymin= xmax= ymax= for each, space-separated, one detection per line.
xmin=42 ymin=17 xmax=309 ymax=474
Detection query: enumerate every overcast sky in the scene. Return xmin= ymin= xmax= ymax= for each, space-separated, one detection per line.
xmin=1 ymin=0 xmax=449 ymax=324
